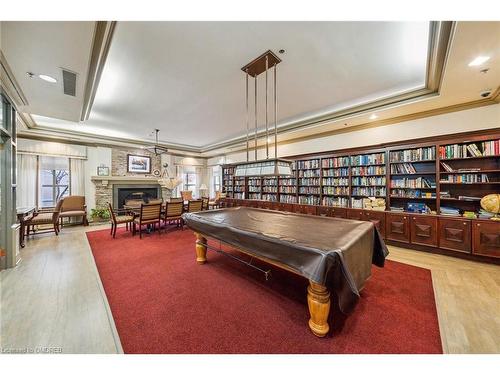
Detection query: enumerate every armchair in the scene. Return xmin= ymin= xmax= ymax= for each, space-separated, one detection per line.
xmin=25 ymin=199 xmax=64 ymax=237
xmin=59 ymin=196 xmax=88 ymax=227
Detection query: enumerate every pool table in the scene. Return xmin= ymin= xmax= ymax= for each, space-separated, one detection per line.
xmin=182 ymin=207 xmax=388 ymax=337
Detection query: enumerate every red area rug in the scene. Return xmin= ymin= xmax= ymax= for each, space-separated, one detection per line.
xmin=87 ymin=227 xmax=442 ymax=354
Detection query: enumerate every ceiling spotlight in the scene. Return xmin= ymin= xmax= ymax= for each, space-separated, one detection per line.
xmin=369 ymin=114 xmax=378 ymax=120
xmin=26 ymin=72 xmax=35 ymax=78
xmin=468 ymin=56 xmax=490 ymax=67
xmin=279 ymin=49 xmax=285 ymax=54
xmin=38 ymin=74 xmax=57 ymax=83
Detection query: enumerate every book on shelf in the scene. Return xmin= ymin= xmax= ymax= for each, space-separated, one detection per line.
xmin=390 ymin=177 xmax=435 ymax=188
xmin=279 ymin=194 xmax=297 ymax=204
xmin=351 ymin=165 xmax=386 ymax=176
xmin=321 ymin=157 xmax=350 ymax=168
xmin=352 ymin=176 xmax=386 ymax=186
xmin=440 ymin=206 xmax=461 ymax=216
xmin=389 ymin=146 xmax=435 ymax=162
xmin=440 ymin=174 xmax=489 ymax=183
xmin=389 ymin=206 xmax=405 ymax=212
xmin=297 ymin=159 xmax=320 ymax=169
xmin=298 ymin=195 xmax=320 ymax=205
xmin=390 ymin=163 xmax=417 ymax=174
xmin=350 ymin=153 xmax=385 ymax=166
xmin=440 ymin=162 xmax=454 ymax=172
xmin=457 ymin=196 xmax=481 ymax=201
xmin=322 ymin=196 xmax=349 ymax=207
xmin=439 ymin=139 xmax=500 ymax=159
xmin=322 ymin=177 xmax=349 ymax=186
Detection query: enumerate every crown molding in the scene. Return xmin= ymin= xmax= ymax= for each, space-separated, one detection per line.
xmin=80 ymin=21 xmax=117 ymax=121
xmin=202 ymin=91 xmax=500 ymax=158
xmin=0 ymin=50 xmax=29 ymax=107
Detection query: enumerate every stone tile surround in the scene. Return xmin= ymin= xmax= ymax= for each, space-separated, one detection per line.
xmin=93 ymin=148 xmax=170 ymax=209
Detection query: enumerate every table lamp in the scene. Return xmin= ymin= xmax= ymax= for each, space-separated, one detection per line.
xmin=199 ymin=184 xmax=208 ymax=198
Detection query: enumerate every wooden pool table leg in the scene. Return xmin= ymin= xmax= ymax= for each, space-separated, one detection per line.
xmin=195 ymin=232 xmax=207 ymax=264
xmin=307 ymin=281 xmax=331 ymax=337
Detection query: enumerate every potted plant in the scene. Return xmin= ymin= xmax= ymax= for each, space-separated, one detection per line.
xmin=90 ymin=208 xmax=111 ymax=223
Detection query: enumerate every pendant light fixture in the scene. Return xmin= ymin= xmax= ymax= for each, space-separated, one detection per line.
xmin=233 ymin=50 xmax=293 ymax=177
xmin=145 ymin=129 xmax=169 ymax=156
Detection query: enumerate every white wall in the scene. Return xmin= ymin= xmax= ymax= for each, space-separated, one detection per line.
xmin=84 ymin=146 xmax=112 ymax=213
xmin=219 ymin=104 xmax=500 ymax=162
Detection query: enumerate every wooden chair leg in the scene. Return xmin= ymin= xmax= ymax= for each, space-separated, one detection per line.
xmin=113 ymin=224 xmax=117 ymax=238
xmin=54 ymin=223 xmax=59 ymax=235
xmin=139 ymin=223 xmax=142 ymax=239
xmin=110 ymin=222 xmax=114 ymax=235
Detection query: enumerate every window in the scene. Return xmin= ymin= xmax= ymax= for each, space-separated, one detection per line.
xmin=212 ymin=166 xmax=221 ymax=195
xmin=183 ymin=172 xmax=197 ymax=192
xmin=39 ymin=156 xmax=70 ymax=208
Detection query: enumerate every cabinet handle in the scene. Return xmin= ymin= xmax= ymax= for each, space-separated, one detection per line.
xmin=477 ymin=223 xmax=480 ymax=227
xmin=463 ymin=222 xmax=467 ymax=226
xmin=403 ymin=216 xmax=407 ymax=220
xmin=413 ymin=217 xmax=416 ymax=220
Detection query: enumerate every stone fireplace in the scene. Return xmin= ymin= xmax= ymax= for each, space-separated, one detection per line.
xmin=91 ymin=176 xmax=172 ymax=209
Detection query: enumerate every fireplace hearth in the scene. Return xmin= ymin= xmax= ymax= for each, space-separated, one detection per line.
xmin=113 ymin=185 xmax=161 ymax=209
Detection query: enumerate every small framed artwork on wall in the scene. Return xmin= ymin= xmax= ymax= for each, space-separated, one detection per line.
xmin=127 ymin=154 xmax=151 ymax=174
xmin=97 ymin=166 xmax=110 ymax=176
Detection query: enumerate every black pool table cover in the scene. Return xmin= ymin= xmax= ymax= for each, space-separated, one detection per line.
xmin=183 ymin=207 xmax=388 ymax=313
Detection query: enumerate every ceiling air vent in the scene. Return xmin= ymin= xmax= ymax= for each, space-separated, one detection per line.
xmin=62 ymin=69 xmax=77 ymax=96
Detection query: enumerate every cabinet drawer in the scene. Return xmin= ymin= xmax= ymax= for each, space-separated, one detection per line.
xmin=472 ymin=221 xmax=500 ymax=258
xmin=438 ymin=218 xmax=471 ymax=253
xmin=386 ymin=213 xmax=410 ymax=242
xmin=410 ymin=215 xmax=438 ymax=247
xmin=346 ymin=209 xmax=364 ymax=221
xmin=330 ymin=207 xmax=347 ymax=219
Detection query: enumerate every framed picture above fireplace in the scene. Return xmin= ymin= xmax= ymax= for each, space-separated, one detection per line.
xmin=127 ymin=154 xmax=151 ymax=174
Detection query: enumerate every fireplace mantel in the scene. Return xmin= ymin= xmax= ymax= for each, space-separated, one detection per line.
xmin=91 ymin=175 xmax=173 ymax=209
xmin=91 ymin=176 xmax=161 ymax=185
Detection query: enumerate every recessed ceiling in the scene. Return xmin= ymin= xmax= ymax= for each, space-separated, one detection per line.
xmin=1 ymin=21 xmax=95 ymax=121
xmin=22 ymin=21 xmax=429 ymax=147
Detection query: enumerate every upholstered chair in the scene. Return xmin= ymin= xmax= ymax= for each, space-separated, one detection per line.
xmin=25 ymin=199 xmax=64 ymax=237
xmin=108 ymin=203 xmax=134 ymax=238
xmin=59 ymin=196 xmax=88 ymax=227
xmin=133 ymin=203 xmax=162 ymax=239
xmin=180 ymin=190 xmax=193 ymax=201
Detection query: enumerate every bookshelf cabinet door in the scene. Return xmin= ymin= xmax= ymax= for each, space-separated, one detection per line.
xmin=438 ymin=218 xmax=471 ymax=253
xmin=386 ymin=213 xmax=410 ymax=242
xmin=410 ymin=215 xmax=438 ymax=247
xmin=364 ymin=210 xmax=386 ymax=238
xmin=472 ymin=221 xmax=500 ymax=258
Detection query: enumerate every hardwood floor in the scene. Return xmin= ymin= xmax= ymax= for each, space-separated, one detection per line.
xmin=1 ymin=224 xmax=499 ymax=353
xmin=0 ymin=225 xmax=122 ymax=354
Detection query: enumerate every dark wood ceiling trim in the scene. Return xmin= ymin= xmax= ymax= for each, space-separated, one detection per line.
xmin=80 ymin=21 xmax=117 ymax=121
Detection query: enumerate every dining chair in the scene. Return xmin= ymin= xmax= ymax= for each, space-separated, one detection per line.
xmin=168 ymin=197 xmax=183 ymax=203
xmin=163 ymin=201 xmax=185 ymax=232
xmin=133 ymin=203 xmax=162 ymax=239
xmin=187 ymin=199 xmax=203 ymax=213
xmin=108 ymin=203 xmax=134 ymax=238
xmin=201 ymin=197 xmax=209 ymax=210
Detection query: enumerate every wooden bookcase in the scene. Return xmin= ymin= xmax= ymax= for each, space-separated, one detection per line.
xmin=221 ymin=129 xmax=500 ymax=262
